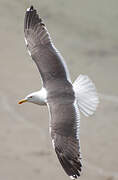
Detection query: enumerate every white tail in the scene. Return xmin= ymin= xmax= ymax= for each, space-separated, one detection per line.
xmin=73 ymin=74 xmax=99 ymax=117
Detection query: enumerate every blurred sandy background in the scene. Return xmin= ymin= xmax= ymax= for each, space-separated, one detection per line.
xmin=0 ymin=0 xmax=118 ymax=180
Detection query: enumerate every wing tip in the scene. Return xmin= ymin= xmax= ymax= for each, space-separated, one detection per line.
xmin=55 ymin=147 xmax=82 ymax=179
xmin=26 ymin=5 xmax=34 ymax=12
xmin=30 ymin=5 xmax=34 ymax=10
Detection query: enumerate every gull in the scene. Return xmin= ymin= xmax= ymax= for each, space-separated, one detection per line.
xmin=19 ymin=5 xmax=99 ymax=179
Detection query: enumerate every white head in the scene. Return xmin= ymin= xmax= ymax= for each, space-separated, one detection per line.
xmin=18 ymin=88 xmax=47 ymax=106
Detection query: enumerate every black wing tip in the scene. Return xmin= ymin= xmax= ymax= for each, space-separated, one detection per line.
xmin=25 ymin=5 xmax=41 ymax=30
xmin=30 ymin=5 xmax=34 ymax=11
xmin=26 ymin=5 xmax=36 ymax=12
xmin=55 ymin=147 xmax=82 ymax=179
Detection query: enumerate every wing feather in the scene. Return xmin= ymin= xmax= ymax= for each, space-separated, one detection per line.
xmin=24 ymin=6 xmax=71 ymax=87
xmin=48 ymin=100 xmax=82 ymax=179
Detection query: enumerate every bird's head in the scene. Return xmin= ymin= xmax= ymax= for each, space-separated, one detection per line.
xmin=18 ymin=92 xmax=38 ymax=105
xmin=18 ymin=89 xmax=47 ymax=105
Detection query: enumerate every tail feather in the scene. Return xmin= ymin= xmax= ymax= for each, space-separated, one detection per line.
xmin=73 ymin=74 xmax=99 ymax=117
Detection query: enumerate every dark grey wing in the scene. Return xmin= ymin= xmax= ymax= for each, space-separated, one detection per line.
xmin=24 ymin=6 xmax=71 ymax=87
xmin=48 ymin=99 xmax=82 ymax=179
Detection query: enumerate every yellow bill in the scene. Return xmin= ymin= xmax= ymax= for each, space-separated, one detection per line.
xmin=18 ymin=99 xmax=27 ymax=104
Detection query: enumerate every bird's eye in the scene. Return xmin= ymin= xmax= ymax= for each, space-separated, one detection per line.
xmin=30 ymin=96 xmax=33 ymax=98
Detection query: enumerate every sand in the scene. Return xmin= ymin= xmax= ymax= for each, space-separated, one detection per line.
xmin=0 ymin=0 xmax=118 ymax=180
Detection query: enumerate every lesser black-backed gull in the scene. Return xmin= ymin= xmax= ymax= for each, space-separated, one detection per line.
xmin=19 ymin=6 xmax=99 ymax=179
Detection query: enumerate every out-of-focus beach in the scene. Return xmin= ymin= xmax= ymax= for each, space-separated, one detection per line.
xmin=0 ymin=0 xmax=118 ymax=180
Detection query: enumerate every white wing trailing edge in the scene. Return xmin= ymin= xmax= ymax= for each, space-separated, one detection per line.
xmin=73 ymin=74 xmax=99 ymax=117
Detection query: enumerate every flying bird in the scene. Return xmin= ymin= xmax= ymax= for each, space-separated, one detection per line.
xmin=19 ymin=6 xmax=99 ymax=179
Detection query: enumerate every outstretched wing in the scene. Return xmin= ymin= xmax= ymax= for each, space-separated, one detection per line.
xmin=48 ymin=99 xmax=82 ymax=179
xmin=24 ymin=6 xmax=71 ymax=88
